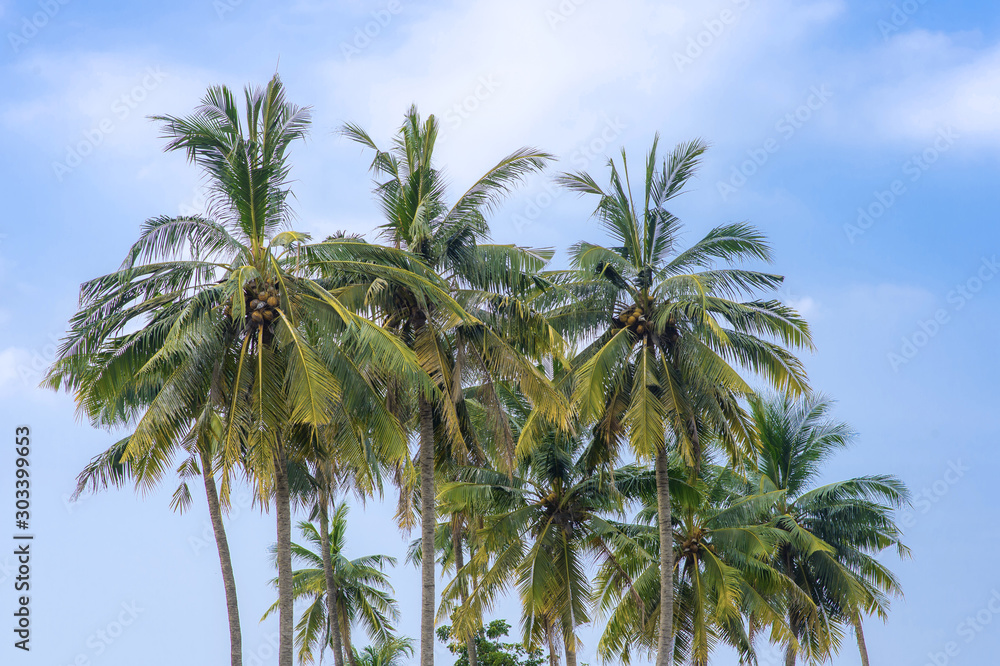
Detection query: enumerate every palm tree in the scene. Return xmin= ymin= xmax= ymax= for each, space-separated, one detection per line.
xmin=555 ymin=136 xmax=813 ymax=666
xmin=340 ymin=105 xmax=569 ymax=666
xmin=749 ymin=394 xmax=909 ymax=665
xmin=298 ymin=410 xmax=402 ymax=666
xmin=594 ymin=460 xmax=793 ymax=665
xmin=438 ymin=409 xmax=642 ymax=666
xmin=353 ymin=636 xmax=416 ymax=666
xmin=44 ymin=76 xmax=440 ymax=666
xmin=265 ymin=510 xmax=401 ymax=665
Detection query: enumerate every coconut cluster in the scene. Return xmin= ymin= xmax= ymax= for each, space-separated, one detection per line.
xmin=223 ymin=285 xmax=281 ymax=329
xmin=614 ymin=304 xmax=649 ymax=337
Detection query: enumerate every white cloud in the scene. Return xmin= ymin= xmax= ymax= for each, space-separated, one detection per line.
xmin=854 ymin=29 xmax=1000 ymax=145
xmin=1 ymin=52 xmax=218 ymax=164
xmin=788 ymin=295 xmax=819 ymax=320
xmin=314 ymin=0 xmax=849 ymax=187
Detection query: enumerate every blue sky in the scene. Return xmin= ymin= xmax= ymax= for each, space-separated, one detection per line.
xmin=2 ymin=0 xmax=999 ymax=664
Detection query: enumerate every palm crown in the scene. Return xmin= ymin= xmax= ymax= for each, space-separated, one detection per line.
xmin=749 ymin=394 xmax=909 ymax=664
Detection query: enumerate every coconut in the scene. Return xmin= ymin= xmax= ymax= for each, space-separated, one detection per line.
xmin=627 ymin=316 xmax=637 ymax=325
xmin=257 ymin=291 xmax=267 ymax=301
xmin=635 ymin=308 xmax=643 ymax=316
xmin=636 ymin=325 xmax=644 ymax=334
xmin=250 ymin=299 xmax=260 ymax=308
xmin=267 ymin=296 xmax=279 ymax=307
xmin=263 ymin=310 xmax=274 ymax=321
xmin=251 ymin=311 xmax=264 ymax=323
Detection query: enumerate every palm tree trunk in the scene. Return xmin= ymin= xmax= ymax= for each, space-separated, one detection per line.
xmin=319 ymin=505 xmax=346 ymax=666
xmin=854 ymin=615 xmax=870 ymax=666
xmin=564 ymin=641 xmax=577 ymax=666
xmin=274 ymin=445 xmax=294 ymax=666
xmin=654 ymin=446 xmax=674 ymax=666
xmin=547 ymin=626 xmax=559 ymax=666
xmin=784 ymin=644 xmax=796 ymax=666
xmin=452 ymin=520 xmax=478 ymax=666
xmin=201 ymin=453 xmax=243 ymax=666
xmin=419 ymin=395 xmax=437 ymax=666
xmin=342 ymin=610 xmax=358 ymax=666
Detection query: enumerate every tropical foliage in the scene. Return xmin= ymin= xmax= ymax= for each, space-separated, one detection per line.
xmin=438 ymin=619 xmax=545 ymax=666
xmin=264 ymin=511 xmax=400 ymax=665
xmin=47 ymin=77 xmax=911 ymax=666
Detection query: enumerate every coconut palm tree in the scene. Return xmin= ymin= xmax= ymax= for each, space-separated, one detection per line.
xmin=749 ymin=393 xmax=909 ymax=665
xmin=353 ymin=636 xmax=416 ymax=666
xmin=594 ymin=459 xmax=793 ymax=665
xmin=44 ymin=76 xmax=446 ymax=666
xmin=438 ymin=407 xmax=644 ymax=666
xmin=340 ymin=105 xmax=569 ymax=666
xmin=554 ymin=136 xmax=813 ymax=666
xmin=264 ymin=511 xmax=400 ymax=665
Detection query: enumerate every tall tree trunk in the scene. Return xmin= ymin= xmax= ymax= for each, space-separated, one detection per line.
xmin=343 ymin=611 xmax=358 ymax=666
xmin=274 ymin=446 xmax=295 ymax=666
xmin=654 ymin=447 xmax=674 ymax=666
xmin=419 ymin=396 xmax=437 ymax=666
xmin=319 ymin=504 xmax=346 ymax=666
xmin=854 ymin=615 xmax=870 ymax=666
xmin=784 ymin=615 xmax=797 ymax=666
xmin=547 ymin=625 xmax=559 ymax=666
xmin=452 ymin=520 xmax=478 ymax=666
xmin=201 ymin=453 xmax=243 ymax=666
xmin=564 ymin=640 xmax=577 ymax=666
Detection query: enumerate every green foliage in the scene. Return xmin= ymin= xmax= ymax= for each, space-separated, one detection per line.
xmin=263 ymin=510 xmax=401 ymax=664
xmin=46 ymin=76 xmax=912 ymax=666
xmin=437 ymin=620 xmax=544 ymax=666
